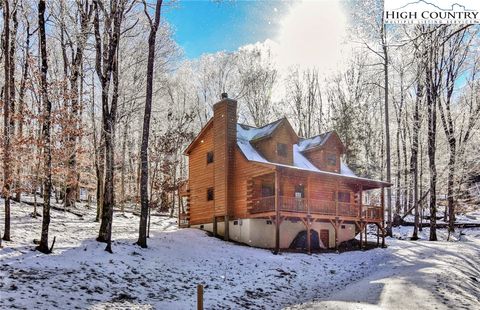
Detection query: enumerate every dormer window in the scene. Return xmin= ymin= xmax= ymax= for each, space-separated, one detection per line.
xmin=326 ymin=152 xmax=337 ymax=166
xmin=277 ymin=143 xmax=287 ymax=157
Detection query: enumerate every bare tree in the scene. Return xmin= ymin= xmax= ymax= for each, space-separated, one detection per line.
xmin=93 ymin=0 xmax=131 ymax=253
xmin=437 ymin=26 xmax=477 ymax=237
xmin=2 ymin=0 xmax=13 ymax=241
xmin=56 ymin=0 xmax=93 ymax=210
xmin=36 ymin=0 xmax=54 ymax=254
xmin=137 ymin=0 xmax=163 ymax=248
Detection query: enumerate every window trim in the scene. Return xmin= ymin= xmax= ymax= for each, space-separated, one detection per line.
xmin=207 ymin=187 xmax=214 ymax=201
xmin=277 ymin=143 xmax=288 ymax=157
xmin=336 ymin=191 xmax=351 ymax=203
xmin=325 ymin=151 xmax=337 ymax=166
xmin=206 ymin=151 xmax=214 ymax=164
xmin=294 ymin=184 xmax=305 ymax=198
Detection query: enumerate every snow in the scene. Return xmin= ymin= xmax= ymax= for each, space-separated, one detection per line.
xmin=340 ymin=162 xmax=357 ymax=177
xmin=236 ymin=137 xmax=270 ymax=164
xmin=297 ymin=133 xmax=330 ymax=152
xmin=237 ymin=120 xmax=284 ymax=142
xmin=1 ymin=200 xmax=479 ymax=309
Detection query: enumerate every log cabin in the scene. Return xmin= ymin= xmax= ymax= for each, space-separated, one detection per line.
xmin=180 ymin=93 xmax=391 ymax=253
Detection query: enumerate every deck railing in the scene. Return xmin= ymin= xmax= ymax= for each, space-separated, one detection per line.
xmin=250 ymin=196 xmax=383 ymax=220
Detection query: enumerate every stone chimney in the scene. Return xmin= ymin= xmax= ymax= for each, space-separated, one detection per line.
xmin=213 ymin=93 xmax=237 ymax=239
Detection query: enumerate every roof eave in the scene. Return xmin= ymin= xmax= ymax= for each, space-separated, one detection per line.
xmin=183 ymin=119 xmax=213 ymax=155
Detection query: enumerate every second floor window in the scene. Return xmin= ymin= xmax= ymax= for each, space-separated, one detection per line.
xmin=277 ymin=143 xmax=287 ymax=157
xmin=207 ymin=187 xmax=214 ymax=201
xmin=326 ymin=152 xmax=337 ymax=166
xmin=206 ymin=151 xmax=214 ymax=164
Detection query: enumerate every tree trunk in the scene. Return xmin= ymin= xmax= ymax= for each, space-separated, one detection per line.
xmin=137 ymin=0 xmax=163 ymax=248
xmin=411 ymin=68 xmax=423 ymax=240
xmin=120 ymin=115 xmax=128 ymax=211
xmin=426 ymin=42 xmax=438 ymax=242
xmin=37 ymin=0 xmax=53 ymax=254
xmin=447 ymin=142 xmax=456 ymax=233
xmin=2 ymin=0 xmax=12 ymax=241
xmin=15 ymin=17 xmax=31 ymax=203
xmin=381 ymin=24 xmax=393 ymax=237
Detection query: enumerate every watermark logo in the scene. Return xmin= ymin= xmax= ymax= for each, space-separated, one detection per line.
xmin=384 ymin=0 xmax=480 ymax=24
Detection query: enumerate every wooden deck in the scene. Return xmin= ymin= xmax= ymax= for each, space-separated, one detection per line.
xmin=248 ymin=195 xmax=383 ymax=222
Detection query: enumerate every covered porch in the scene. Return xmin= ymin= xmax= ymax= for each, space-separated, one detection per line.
xmin=245 ymin=166 xmax=389 ymax=253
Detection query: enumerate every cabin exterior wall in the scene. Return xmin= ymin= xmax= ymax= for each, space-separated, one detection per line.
xmin=188 ymin=125 xmax=215 ymax=225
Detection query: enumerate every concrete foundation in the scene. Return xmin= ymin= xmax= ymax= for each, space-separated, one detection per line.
xmin=191 ymin=218 xmax=356 ymax=249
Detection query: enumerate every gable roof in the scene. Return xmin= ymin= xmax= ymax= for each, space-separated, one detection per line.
xmin=239 ymin=118 xmax=298 ymax=143
xmin=237 ymin=124 xmax=389 ymax=188
xmin=298 ymin=131 xmax=346 ymax=153
xmin=183 ymin=119 xmax=213 ymax=155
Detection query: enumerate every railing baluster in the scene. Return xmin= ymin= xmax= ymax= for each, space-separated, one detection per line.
xmin=250 ymin=195 xmax=383 ymax=218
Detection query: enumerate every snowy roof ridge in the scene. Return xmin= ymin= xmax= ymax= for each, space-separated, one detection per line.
xmin=238 ymin=118 xmax=286 ymax=142
xmin=297 ymin=131 xmax=333 ymax=152
xmin=236 ymin=123 xmax=389 ymax=186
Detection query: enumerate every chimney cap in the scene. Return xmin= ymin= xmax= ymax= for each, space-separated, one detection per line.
xmin=221 ymin=92 xmax=228 ymax=99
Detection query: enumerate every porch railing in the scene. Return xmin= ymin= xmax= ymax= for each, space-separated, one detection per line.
xmin=250 ymin=196 xmax=383 ymax=220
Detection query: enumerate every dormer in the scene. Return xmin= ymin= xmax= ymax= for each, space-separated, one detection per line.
xmin=298 ymin=131 xmax=346 ymax=173
xmin=250 ymin=118 xmax=299 ymax=166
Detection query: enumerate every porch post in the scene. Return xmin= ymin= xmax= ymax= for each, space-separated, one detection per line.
xmin=307 ymin=175 xmax=311 ymax=215
xmin=359 ymin=185 xmax=363 ymax=218
xmin=334 ymin=218 xmax=339 ymax=251
xmin=306 ymin=217 xmax=311 ymax=254
xmin=359 ymin=185 xmax=363 ymax=250
xmin=335 ymin=181 xmax=339 ymax=217
xmin=274 ymin=169 xmax=280 ymax=254
xmin=381 ymin=186 xmax=385 ymax=247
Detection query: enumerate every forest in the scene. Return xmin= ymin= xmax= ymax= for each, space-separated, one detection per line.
xmin=0 ymin=0 xmax=479 ymax=255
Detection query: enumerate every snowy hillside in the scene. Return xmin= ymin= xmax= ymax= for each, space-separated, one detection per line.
xmin=1 ymin=201 xmax=479 ymax=309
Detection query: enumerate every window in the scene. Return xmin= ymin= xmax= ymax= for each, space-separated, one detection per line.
xmin=277 ymin=143 xmax=287 ymax=157
xmin=326 ymin=152 xmax=337 ymax=166
xmin=294 ymin=184 xmax=305 ymax=198
xmin=335 ymin=191 xmax=350 ymax=203
xmin=206 ymin=151 xmax=214 ymax=164
xmin=207 ymin=187 xmax=214 ymax=201
xmin=261 ymin=183 xmax=274 ymax=197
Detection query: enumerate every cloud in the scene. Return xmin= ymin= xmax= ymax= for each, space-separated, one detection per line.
xmin=274 ymin=0 xmax=350 ymax=72
xmin=234 ymin=1 xmax=352 ymax=103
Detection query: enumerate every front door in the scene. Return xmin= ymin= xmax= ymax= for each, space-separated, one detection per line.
xmin=294 ymin=184 xmax=305 ymax=211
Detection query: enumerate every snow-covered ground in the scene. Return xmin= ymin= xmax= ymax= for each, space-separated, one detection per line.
xmin=1 ymin=199 xmax=479 ymax=309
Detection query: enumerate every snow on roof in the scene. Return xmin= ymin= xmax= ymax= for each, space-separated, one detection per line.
xmin=237 ymin=123 xmax=389 ymax=186
xmin=297 ymin=132 xmax=331 ymax=152
xmin=237 ymin=119 xmax=284 ymax=142
xmin=237 ymin=123 xmax=357 ymax=176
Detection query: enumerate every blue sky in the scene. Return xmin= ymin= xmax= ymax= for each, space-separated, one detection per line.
xmin=163 ymin=0 xmax=291 ymax=59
